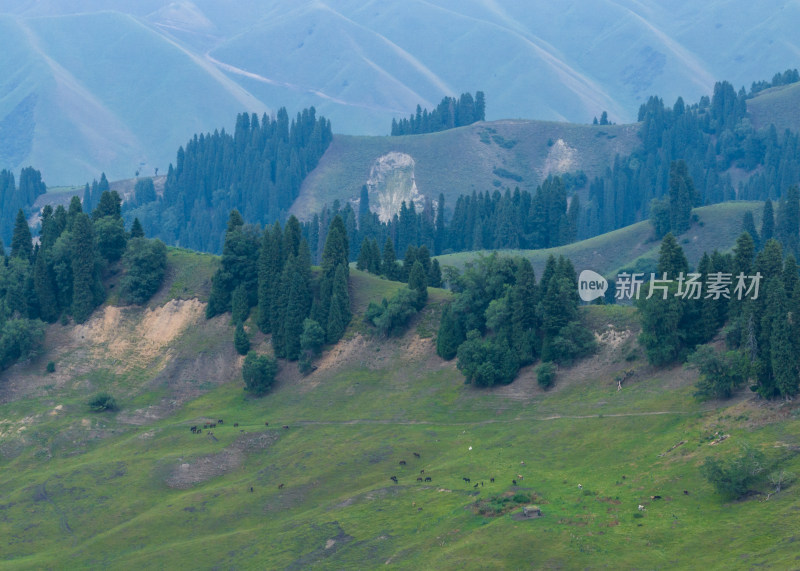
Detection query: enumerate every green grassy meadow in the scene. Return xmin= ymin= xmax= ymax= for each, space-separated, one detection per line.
xmin=437 ymin=201 xmax=764 ymax=280
xmin=1 ymin=244 xmax=799 ymax=569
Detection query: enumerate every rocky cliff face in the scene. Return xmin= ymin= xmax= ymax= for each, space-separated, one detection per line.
xmin=366 ymin=152 xmax=427 ymax=222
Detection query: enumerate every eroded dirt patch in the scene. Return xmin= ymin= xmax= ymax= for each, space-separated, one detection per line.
xmin=165 ymin=431 xmax=279 ymax=489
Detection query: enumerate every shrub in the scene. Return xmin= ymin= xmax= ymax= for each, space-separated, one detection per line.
xmin=242 ymin=352 xmax=278 ymax=396
xmin=537 ymin=362 xmax=556 ymax=389
xmin=300 ymin=319 xmax=326 ymax=355
xmin=46 ymin=361 xmax=56 ymax=373
xmin=234 ymin=322 xmax=250 ymax=355
xmin=701 ymin=443 xmax=767 ymax=499
xmin=366 ymin=288 xmax=420 ymax=337
xmin=88 ymin=392 xmax=118 ymax=412
xmin=687 ymin=345 xmax=749 ymax=400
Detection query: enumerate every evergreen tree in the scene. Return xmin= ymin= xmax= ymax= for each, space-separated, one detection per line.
xmin=300 ymin=318 xmax=326 ymax=355
xmin=130 ymin=217 xmax=145 ymax=239
xmin=656 ymin=233 xmax=689 ymax=276
xmin=234 ymin=322 xmax=250 ymax=355
xmin=742 ymin=211 xmax=760 ymax=250
xmin=356 ymin=237 xmax=371 ymax=270
xmin=326 ymin=264 xmax=351 ymax=343
xmin=71 ymin=213 xmax=102 ymax=323
xmin=408 ymin=260 xmax=428 ymax=307
xmin=435 ymin=193 xmax=446 ymax=254
xmin=94 ymin=216 xmax=127 ymax=262
xmin=326 ymin=290 xmax=346 ymax=344
xmin=776 ymin=184 xmax=800 ymax=257
xmin=33 ymin=247 xmax=59 ymax=322
xmin=92 ymin=191 xmax=122 ymax=220
xmin=67 ymin=195 xmax=83 ymax=230
xmin=510 ymin=258 xmax=538 ymax=364
xmin=668 ymin=160 xmax=697 ymax=234
xmin=762 ymin=199 xmax=775 ymax=244
xmin=231 ymin=284 xmax=250 ymax=324
xmin=428 ymin=258 xmax=442 ymax=288
xmin=283 ymin=255 xmax=310 ymax=360
xmin=119 ymin=238 xmax=167 ymax=304
xmin=321 ymin=214 xmax=349 ymax=278
xmin=10 ymin=209 xmax=32 ymax=261
xmin=381 ymin=237 xmax=397 ymax=279
xmin=436 ymin=303 xmax=464 ymax=360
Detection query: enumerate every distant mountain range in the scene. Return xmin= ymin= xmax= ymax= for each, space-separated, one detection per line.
xmin=1 ymin=0 xmax=800 ymax=185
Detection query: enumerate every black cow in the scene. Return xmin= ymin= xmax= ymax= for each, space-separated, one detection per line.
xmin=463 ymin=477 xmax=470 ymax=483
xmin=278 ymin=483 xmax=284 ymax=489
xmin=413 ymin=452 xmax=420 ymax=458
xmin=234 ymin=423 xmax=239 ymax=427
xmin=490 ymin=477 xmax=495 ymax=483
xmin=190 ymin=426 xmax=197 ymax=433
xmin=399 ymin=460 xmax=406 ymax=466
xmin=424 ymin=477 xmax=432 ymax=482
xmin=417 ymin=477 xmax=423 ymax=482
xmin=512 ymin=479 xmax=517 ymax=486
xmin=390 ymin=476 xmax=398 ymax=484
xmin=218 ymin=419 xmax=224 ymax=424
xmin=282 ymin=425 xmax=290 ymax=429
xmin=265 ymin=422 xmax=269 ymax=426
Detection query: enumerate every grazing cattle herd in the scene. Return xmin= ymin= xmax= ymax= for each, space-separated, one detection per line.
xmin=187 ymin=421 xmax=679 ymax=513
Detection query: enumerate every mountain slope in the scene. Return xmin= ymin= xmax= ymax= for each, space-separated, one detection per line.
xmin=437 ymin=201 xmax=764 ymax=278
xmin=292 ymin=119 xmax=639 ymax=218
xmin=3 ymin=1 xmax=800 ymax=184
xmin=0 ymin=244 xmax=798 ymax=568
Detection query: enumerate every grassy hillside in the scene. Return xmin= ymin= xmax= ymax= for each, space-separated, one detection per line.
xmin=293 ymin=119 xmax=639 ymax=218
xmin=747 ymin=82 xmax=800 ymax=133
xmin=437 ymin=201 xmax=764 ymax=279
xmin=1 ymin=246 xmax=799 ymax=569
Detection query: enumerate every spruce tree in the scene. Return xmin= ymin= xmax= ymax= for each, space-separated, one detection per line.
xmin=381 ymin=237 xmax=397 ymax=279
xmin=283 ymin=261 xmax=307 ymax=360
xmin=231 ymin=284 xmax=250 ymax=324
xmin=435 ymin=193 xmax=446 ymax=254
xmin=408 ymin=260 xmax=428 ymax=307
xmin=771 ymin=312 xmax=798 ymax=399
xmin=776 ymin=184 xmax=800 ymax=257
xmin=71 ymin=213 xmax=100 ymax=323
xmin=130 ymin=217 xmax=145 ymax=239
xmin=10 ymin=209 xmax=32 ymax=261
xmin=234 ymin=322 xmax=250 ymax=355
xmin=428 ymin=258 xmax=442 ymax=288
xmin=742 ymin=211 xmax=760 ymax=250
xmin=762 ymin=199 xmax=775 ymax=244
xmin=668 ymin=160 xmax=696 ymax=234
xmin=321 ymin=215 xmax=349 ymax=278
xmin=33 ymin=249 xmax=59 ymax=322
xmin=67 ymin=195 xmax=82 ymax=230
xmin=511 ymin=258 xmax=538 ymax=364
xmin=656 ymin=233 xmax=689 ymax=277
xmin=357 ymin=237 xmax=371 ymax=270
xmin=436 ymin=303 xmax=463 ymax=360
xmin=326 ymin=292 xmax=345 ymax=344
xmin=271 ymin=256 xmax=291 ymax=358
